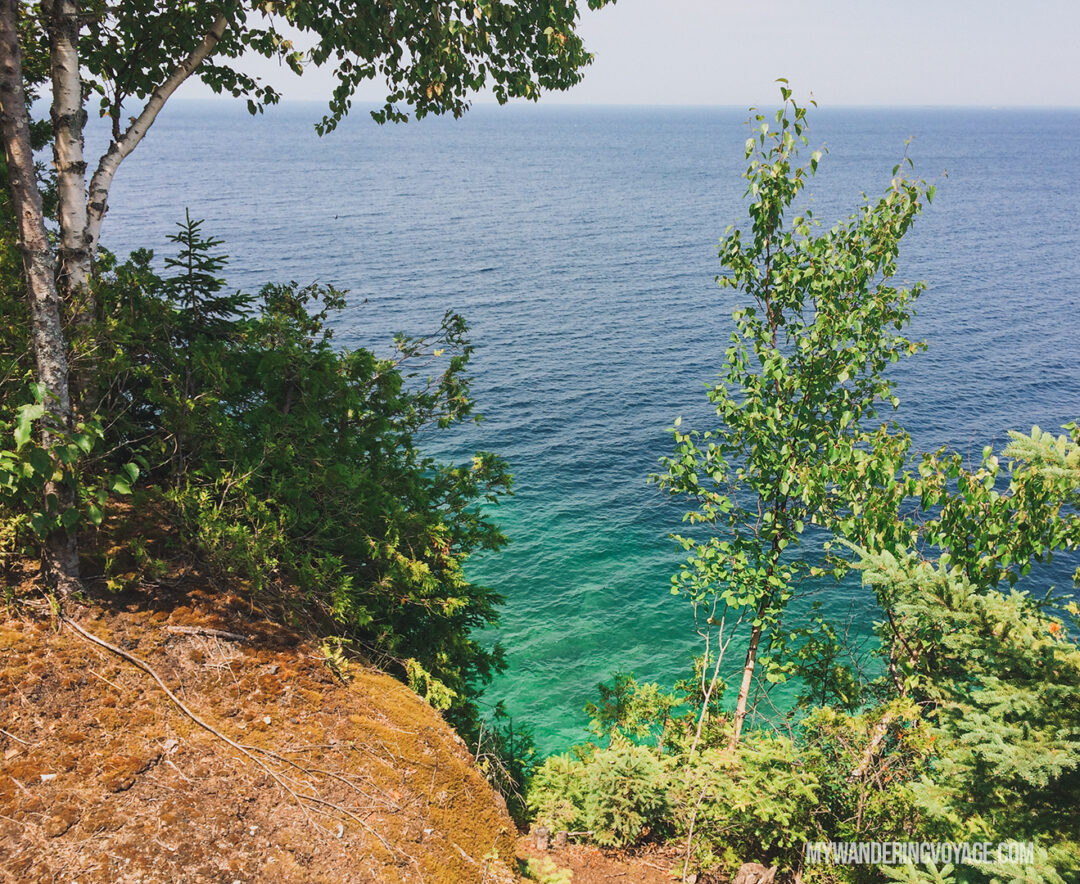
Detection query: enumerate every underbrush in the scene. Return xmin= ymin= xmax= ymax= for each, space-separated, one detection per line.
xmin=1 ymin=215 xmax=515 ymax=755
xmin=525 ymin=581 xmax=1080 ymax=884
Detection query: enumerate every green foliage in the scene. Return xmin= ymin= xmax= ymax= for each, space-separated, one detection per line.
xmin=529 ymin=670 xmax=938 ymax=878
xmin=584 ymin=671 xmax=685 ymax=749
xmin=580 ymin=743 xmax=673 ymax=847
xmin=520 ymin=856 xmax=573 ymax=884
xmin=853 ymin=552 xmax=1080 ymax=879
xmin=527 ymin=86 xmax=1079 ymax=884
xmin=0 ymin=384 xmax=136 ymax=565
xmin=655 ymin=84 xmax=931 ymax=735
xmin=89 ymin=221 xmax=511 ymax=732
xmin=881 ymin=862 xmax=956 ymax=884
xmin=65 ymin=0 xmax=616 ymax=133
xmin=770 ymin=606 xmax=865 ymax=712
xmin=842 ymin=424 xmax=1080 ymax=882
xmin=529 ymin=743 xmax=672 ymax=847
xmin=800 ymin=699 xmax=931 ymax=846
xmin=529 ymin=752 xmax=585 ymax=834
xmin=686 ymin=732 xmax=821 ymax=870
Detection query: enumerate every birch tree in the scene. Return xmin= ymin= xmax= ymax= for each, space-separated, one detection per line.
xmin=658 ymin=86 xmax=932 ymax=748
xmin=0 ymin=1 xmax=78 ymax=593
xmin=0 ymin=0 xmax=615 ymax=594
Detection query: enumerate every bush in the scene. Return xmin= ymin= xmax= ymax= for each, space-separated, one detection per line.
xmin=581 ymin=743 xmax=673 ymax=847
xmin=528 ymin=752 xmax=586 ymax=835
xmin=87 ymin=218 xmax=512 ymax=733
xmin=529 ymin=743 xmax=673 ymax=847
xmin=684 ymin=732 xmax=820 ymax=872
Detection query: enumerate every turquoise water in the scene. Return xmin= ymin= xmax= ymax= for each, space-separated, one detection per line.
xmin=95 ymin=103 xmax=1080 ymax=752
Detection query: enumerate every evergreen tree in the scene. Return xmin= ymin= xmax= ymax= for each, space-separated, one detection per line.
xmin=852 ymin=423 xmax=1080 ymax=882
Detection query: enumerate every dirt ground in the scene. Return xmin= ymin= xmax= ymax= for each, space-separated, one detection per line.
xmin=1 ymin=502 xmax=701 ymax=884
xmin=516 ymin=835 xmax=691 ymax=883
xmin=0 ymin=574 xmax=519 ymax=883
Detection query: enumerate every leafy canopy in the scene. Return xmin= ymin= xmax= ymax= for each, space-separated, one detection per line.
xmin=71 ymin=0 xmax=615 ymax=131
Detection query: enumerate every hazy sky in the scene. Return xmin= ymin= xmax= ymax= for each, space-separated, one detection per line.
xmin=185 ymin=0 xmax=1080 ymax=107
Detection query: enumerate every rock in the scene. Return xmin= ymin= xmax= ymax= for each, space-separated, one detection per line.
xmin=532 ymin=825 xmax=550 ymax=851
xmin=733 ymin=862 xmax=778 ymax=884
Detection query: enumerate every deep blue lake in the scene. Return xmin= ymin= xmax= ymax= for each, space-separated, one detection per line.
xmin=91 ymin=102 xmax=1080 ymax=752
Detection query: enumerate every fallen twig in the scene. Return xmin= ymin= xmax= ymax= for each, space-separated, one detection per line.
xmin=165 ymin=625 xmax=249 ymax=642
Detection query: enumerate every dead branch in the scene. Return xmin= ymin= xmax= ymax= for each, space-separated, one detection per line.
xmin=848 ymin=712 xmax=898 ymax=781
xmin=165 ymin=624 xmax=249 ymax=642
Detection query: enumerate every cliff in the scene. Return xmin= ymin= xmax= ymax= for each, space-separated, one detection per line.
xmin=0 ymin=577 xmax=518 ymax=883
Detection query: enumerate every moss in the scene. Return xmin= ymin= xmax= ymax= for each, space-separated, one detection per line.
xmin=1 ymin=579 xmax=518 ymax=882
xmin=98 ymin=752 xmax=158 ymax=792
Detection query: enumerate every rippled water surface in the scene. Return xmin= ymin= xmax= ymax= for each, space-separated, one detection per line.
xmin=94 ymin=103 xmax=1080 ymax=751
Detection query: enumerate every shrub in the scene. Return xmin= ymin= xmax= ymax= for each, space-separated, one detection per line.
xmin=528 ymin=752 xmax=587 ymax=834
xmin=529 ymin=743 xmax=673 ymax=847
xmin=580 ymin=743 xmax=673 ymax=847
xmin=87 ymin=220 xmax=512 ymax=733
xmin=685 ymin=732 xmax=820 ymax=872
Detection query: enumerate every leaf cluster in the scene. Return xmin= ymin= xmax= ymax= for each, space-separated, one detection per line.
xmin=44 ymin=0 xmax=616 ymax=135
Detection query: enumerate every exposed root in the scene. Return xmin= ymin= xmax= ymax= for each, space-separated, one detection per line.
xmin=60 ymin=614 xmax=394 ymax=851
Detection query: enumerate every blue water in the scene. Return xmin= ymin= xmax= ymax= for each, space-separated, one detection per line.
xmin=92 ymin=103 xmax=1080 ymax=752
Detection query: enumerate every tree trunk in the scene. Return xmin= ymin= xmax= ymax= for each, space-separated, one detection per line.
xmin=728 ymin=619 xmax=761 ymax=750
xmin=0 ymin=0 xmax=80 ymax=596
xmin=44 ymin=0 xmax=93 ymax=400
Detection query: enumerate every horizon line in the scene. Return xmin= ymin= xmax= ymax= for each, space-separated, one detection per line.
xmin=166 ymin=97 xmax=1080 ymax=111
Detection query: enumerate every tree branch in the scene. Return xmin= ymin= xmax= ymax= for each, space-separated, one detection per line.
xmin=86 ymin=11 xmax=231 ymax=254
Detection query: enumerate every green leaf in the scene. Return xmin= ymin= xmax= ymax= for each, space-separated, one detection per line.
xmin=30 ymin=513 xmax=49 ymax=537
xmin=29 ymin=448 xmax=51 ymax=476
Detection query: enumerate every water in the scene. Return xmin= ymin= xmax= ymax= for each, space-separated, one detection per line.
xmin=92 ymin=103 xmax=1080 ymax=752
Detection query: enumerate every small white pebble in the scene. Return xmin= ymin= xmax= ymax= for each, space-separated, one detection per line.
xmin=263 ymin=715 xmax=271 ymax=725
xmin=335 ymin=823 xmax=344 ymax=838
xmin=249 ymin=825 xmax=258 ymax=835
xmin=40 ymin=773 xmax=56 ymax=782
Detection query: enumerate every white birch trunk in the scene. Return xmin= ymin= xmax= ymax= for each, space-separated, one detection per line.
xmin=45 ymin=0 xmax=90 ymax=307
xmin=0 ymin=0 xmax=80 ymax=596
xmin=728 ymin=620 xmax=761 ymax=750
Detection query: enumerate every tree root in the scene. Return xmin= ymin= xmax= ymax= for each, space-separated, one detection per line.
xmin=60 ymin=613 xmax=402 ymax=855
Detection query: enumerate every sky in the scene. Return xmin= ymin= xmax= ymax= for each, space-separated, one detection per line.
xmin=183 ymin=0 xmax=1080 ymax=108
